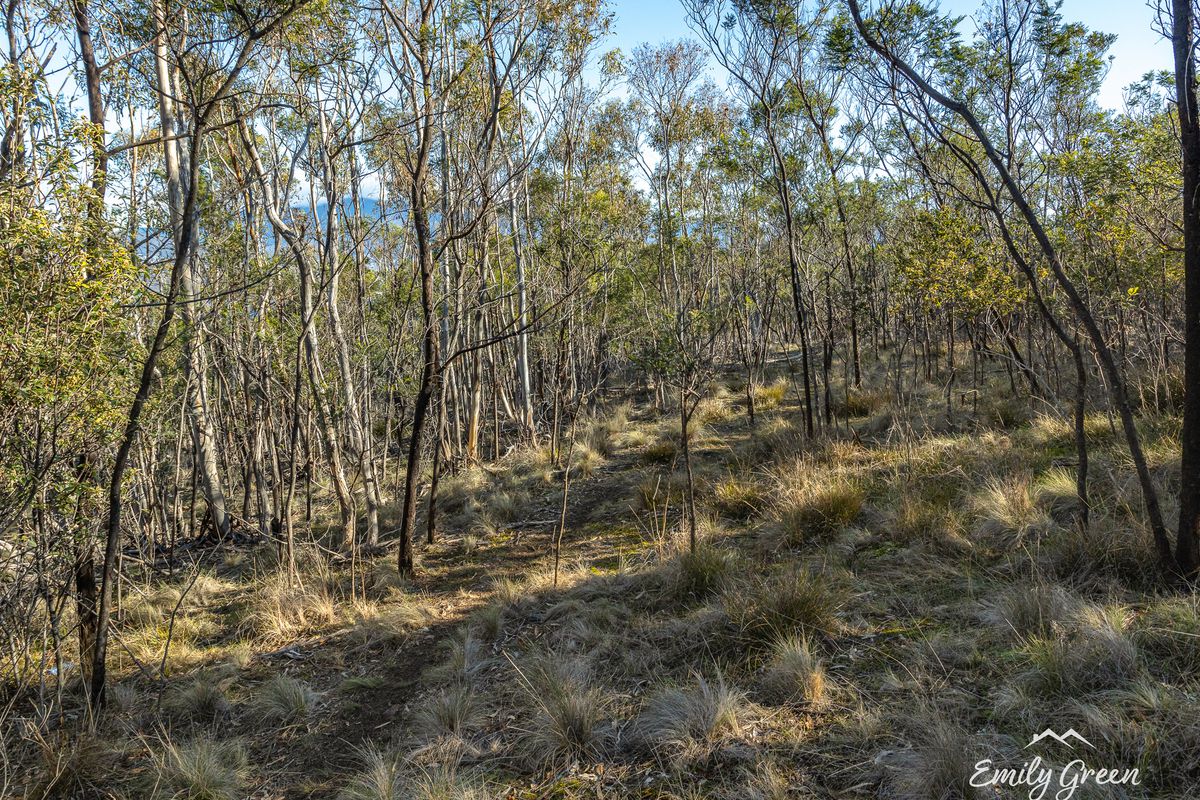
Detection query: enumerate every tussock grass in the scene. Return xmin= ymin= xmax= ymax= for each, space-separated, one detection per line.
xmin=668 ymin=544 xmax=734 ymax=601
xmin=773 ymin=466 xmax=864 ymax=545
xmin=244 ymin=570 xmax=337 ymax=643
xmin=725 ymin=570 xmax=843 ymax=644
xmin=760 ymin=634 xmax=827 ymax=707
xmin=833 ymin=387 xmax=891 ymax=418
xmin=710 ymin=473 xmax=765 ymax=520
xmin=339 ymin=751 xmax=488 ymax=800
xmin=30 ymin=730 xmax=117 ymax=799
xmin=751 ymin=380 xmax=788 ymax=411
xmin=982 ymin=581 xmax=1079 ymax=640
xmin=254 ymin=674 xmax=319 ymax=725
xmin=432 ymin=631 xmax=492 ymax=684
xmin=413 ymin=684 xmax=482 ymax=740
xmin=1016 ymin=604 xmax=1139 ymax=698
xmin=347 ymin=597 xmax=430 ymax=646
xmin=641 ymin=438 xmax=678 ymax=465
xmin=637 ymin=672 xmax=746 ymax=749
xmin=165 ymin=674 xmax=232 ymax=724
xmin=971 ymin=474 xmax=1053 ymax=546
xmin=517 ymin=654 xmax=608 ymax=764
xmin=877 ymin=715 xmax=984 ymax=800
xmin=339 ymin=745 xmax=404 ymax=800
xmin=151 ymin=737 xmax=247 ymax=800
xmin=1134 ymin=595 xmax=1200 ymax=678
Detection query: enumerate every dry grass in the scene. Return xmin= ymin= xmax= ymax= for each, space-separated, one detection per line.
xmin=637 ymin=672 xmax=746 ymax=750
xmin=773 ymin=466 xmax=864 ymax=546
xmin=971 ymin=474 xmax=1053 ymax=546
xmin=982 ymin=581 xmax=1079 ymax=640
xmin=710 ymin=474 xmax=765 ymax=520
xmin=760 ymin=634 xmax=828 ymax=707
xmin=165 ymin=674 xmax=233 ymax=724
xmin=517 ymin=655 xmax=608 ymax=764
xmin=254 ymin=674 xmax=319 ymax=725
xmin=150 ymin=736 xmax=248 ymax=800
xmin=726 ymin=570 xmax=843 ymax=644
xmin=668 ymin=544 xmax=734 ymax=601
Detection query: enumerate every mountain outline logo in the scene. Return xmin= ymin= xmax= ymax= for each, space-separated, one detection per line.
xmin=1026 ymin=728 xmax=1094 ymax=750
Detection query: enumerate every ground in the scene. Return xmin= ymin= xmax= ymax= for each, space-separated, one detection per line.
xmin=11 ymin=356 xmax=1200 ymax=799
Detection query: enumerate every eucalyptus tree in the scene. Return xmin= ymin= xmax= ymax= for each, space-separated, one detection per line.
xmin=374 ymin=0 xmax=603 ymax=575
xmin=685 ymin=0 xmax=821 ymax=434
xmin=1170 ymin=0 xmax=1200 ymax=576
xmin=846 ymin=0 xmax=1172 ymax=565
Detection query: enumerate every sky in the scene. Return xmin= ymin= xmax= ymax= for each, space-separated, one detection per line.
xmin=602 ymin=0 xmax=1173 ymax=111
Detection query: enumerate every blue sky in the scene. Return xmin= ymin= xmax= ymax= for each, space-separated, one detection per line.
xmin=603 ymin=0 xmax=1172 ymax=110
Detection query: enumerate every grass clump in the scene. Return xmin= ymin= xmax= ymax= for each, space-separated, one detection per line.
xmin=760 ymin=634 xmax=828 ymax=707
xmin=751 ymin=380 xmax=788 ymax=411
xmin=1016 ymin=605 xmax=1139 ymax=698
xmin=669 ymin=544 xmax=734 ymax=601
xmin=710 ymin=474 xmax=765 ymax=520
xmin=165 ymin=675 xmax=233 ymax=724
xmin=637 ymin=672 xmax=746 ymax=749
xmin=982 ymin=581 xmax=1079 ymax=640
xmin=878 ymin=716 xmax=985 ymax=800
xmin=726 ymin=570 xmax=843 ymax=645
xmin=774 ymin=468 xmax=864 ymax=545
xmin=413 ymin=684 xmax=482 ymax=740
xmin=151 ymin=737 xmax=247 ymax=800
xmin=641 ymin=438 xmax=678 ymax=465
xmin=518 ymin=655 xmax=608 ymax=764
xmin=254 ymin=673 xmax=319 ymax=725
xmin=1134 ymin=595 xmax=1200 ymax=679
xmin=972 ymin=475 xmax=1053 ymax=547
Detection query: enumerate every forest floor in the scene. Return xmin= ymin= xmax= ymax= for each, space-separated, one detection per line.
xmin=11 ymin=355 xmax=1200 ymax=799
